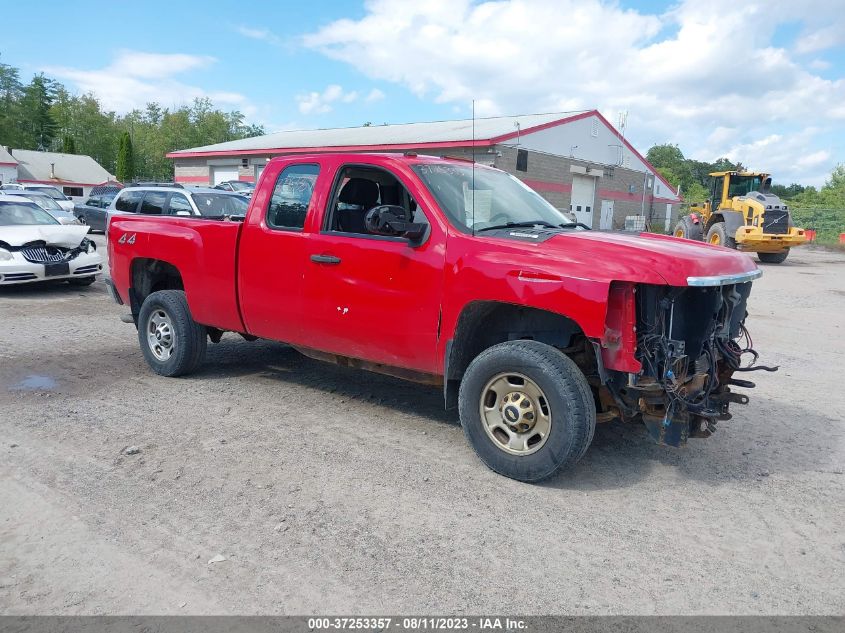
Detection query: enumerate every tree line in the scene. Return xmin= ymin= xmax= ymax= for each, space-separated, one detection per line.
xmin=0 ymin=56 xmax=264 ymax=182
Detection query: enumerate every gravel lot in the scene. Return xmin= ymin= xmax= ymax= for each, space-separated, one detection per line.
xmin=1 ymin=235 xmax=843 ymax=615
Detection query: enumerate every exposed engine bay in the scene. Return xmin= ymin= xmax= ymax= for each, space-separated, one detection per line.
xmin=601 ymin=282 xmax=776 ymax=446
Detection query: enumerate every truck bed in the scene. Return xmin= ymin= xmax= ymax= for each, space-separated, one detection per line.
xmin=108 ymin=216 xmax=246 ymax=332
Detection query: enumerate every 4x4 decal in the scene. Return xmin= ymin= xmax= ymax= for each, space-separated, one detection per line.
xmin=117 ymin=233 xmax=136 ymax=245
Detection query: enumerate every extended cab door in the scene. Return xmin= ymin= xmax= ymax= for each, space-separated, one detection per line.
xmin=237 ymin=160 xmax=324 ymax=341
xmin=300 ymin=161 xmax=446 ymax=374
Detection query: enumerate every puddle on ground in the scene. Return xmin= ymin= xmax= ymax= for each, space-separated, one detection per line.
xmin=11 ymin=375 xmax=57 ymax=390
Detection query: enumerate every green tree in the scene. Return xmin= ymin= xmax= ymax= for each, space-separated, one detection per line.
xmin=116 ymin=132 xmax=135 ymax=183
xmin=0 ymin=56 xmax=24 ymax=147
xmin=19 ymin=74 xmax=58 ymax=150
xmin=62 ymin=135 xmax=76 ymax=153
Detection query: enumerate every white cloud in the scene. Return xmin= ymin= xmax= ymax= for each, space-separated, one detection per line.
xmin=365 ymin=88 xmax=385 ymax=103
xmin=236 ymin=25 xmax=283 ymax=46
xmin=304 ymin=0 xmax=845 ymax=185
xmin=296 ymin=84 xmax=359 ymax=114
xmin=44 ymin=50 xmax=248 ymax=114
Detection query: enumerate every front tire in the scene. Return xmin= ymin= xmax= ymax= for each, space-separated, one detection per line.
xmin=674 ymin=216 xmax=702 ymax=241
xmin=458 ymin=340 xmax=596 ymax=482
xmin=137 ymin=290 xmax=207 ymax=377
xmin=706 ymin=222 xmax=736 ymax=249
xmin=758 ymin=249 xmax=789 ymax=264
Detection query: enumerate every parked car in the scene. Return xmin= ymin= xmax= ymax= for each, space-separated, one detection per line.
xmin=1 ymin=190 xmax=81 ymax=225
xmin=0 ymin=183 xmax=75 ymax=212
xmin=214 ymin=180 xmax=255 ymax=197
xmin=108 ymin=153 xmax=770 ymax=483
xmin=74 ymin=193 xmax=116 ymax=232
xmin=0 ymin=194 xmax=103 ymax=286
xmin=107 ymin=186 xmax=248 ymax=220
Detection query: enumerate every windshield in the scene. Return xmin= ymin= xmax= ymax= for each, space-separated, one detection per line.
xmin=228 ymin=181 xmax=254 ymax=191
xmin=29 ymin=186 xmax=69 ymax=201
xmin=190 ymin=193 xmax=249 ymax=217
xmin=17 ymin=193 xmax=62 ymax=211
xmin=0 ymin=201 xmax=61 ymax=225
xmin=727 ymin=175 xmax=763 ymax=198
xmin=412 ymin=163 xmax=572 ymax=232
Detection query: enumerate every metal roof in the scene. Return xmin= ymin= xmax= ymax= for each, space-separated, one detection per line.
xmin=11 ymin=149 xmax=114 ymax=185
xmin=0 ymin=146 xmax=17 ymax=164
xmin=170 ymin=111 xmax=590 ymax=156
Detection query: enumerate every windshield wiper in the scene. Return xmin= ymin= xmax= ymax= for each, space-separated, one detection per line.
xmin=558 ymin=222 xmax=592 ymax=230
xmin=476 ymin=220 xmax=559 ymax=232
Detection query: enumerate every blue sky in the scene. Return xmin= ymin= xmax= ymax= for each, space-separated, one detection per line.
xmin=2 ymin=0 xmax=843 ymax=186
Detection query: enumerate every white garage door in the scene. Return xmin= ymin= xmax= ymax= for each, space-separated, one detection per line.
xmin=570 ymin=174 xmax=596 ymax=228
xmin=212 ymin=166 xmax=239 ymax=186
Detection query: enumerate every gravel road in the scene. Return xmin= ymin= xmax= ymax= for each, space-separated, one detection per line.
xmin=1 ymin=236 xmax=843 ymax=615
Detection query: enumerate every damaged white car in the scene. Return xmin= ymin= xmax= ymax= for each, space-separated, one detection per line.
xmin=0 ymin=194 xmax=103 ymax=286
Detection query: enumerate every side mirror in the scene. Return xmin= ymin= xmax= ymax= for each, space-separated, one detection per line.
xmin=365 ymin=205 xmax=426 ymax=243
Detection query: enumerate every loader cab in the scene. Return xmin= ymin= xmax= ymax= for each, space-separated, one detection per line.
xmin=710 ymin=171 xmax=769 ymax=209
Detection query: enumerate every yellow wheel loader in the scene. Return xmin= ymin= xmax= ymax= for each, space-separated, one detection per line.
xmin=674 ymin=171 xmax=807 ymax=264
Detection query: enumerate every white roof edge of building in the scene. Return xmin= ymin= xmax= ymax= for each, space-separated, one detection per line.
xmin=171 ymin=110 xmax=591 ymax=155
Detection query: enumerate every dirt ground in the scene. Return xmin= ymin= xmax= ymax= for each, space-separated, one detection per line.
xmin=1 ymin=236 xmax=843 ymax=615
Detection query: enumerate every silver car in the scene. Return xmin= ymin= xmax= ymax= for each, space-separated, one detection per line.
xmin=1 ymin=190 xmax=82 ymax=225
xmin=0 ymin=183 xmax=76 ymax=212
xmin=108 ymin=186 xmax=249 ymax=220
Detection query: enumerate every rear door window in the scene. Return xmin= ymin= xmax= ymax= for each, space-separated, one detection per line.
xmin=140 ymin=191 xmax=168 ymax=215
xmin=266 ymin=164 xmax=320 ymax=230
xmin=115 ymin=190 xmax=143 ymax=213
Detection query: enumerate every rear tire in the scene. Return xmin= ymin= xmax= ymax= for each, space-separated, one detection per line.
xmin=706 ymin=222 xmax=736 ymax=249
xmin=458 ymin=340 xmax=595 ymax=483
xmin=758 ymin=249 xmax=789 ymax=264
xmin=137 ymin=290 xmax=207 ymax=377
xmin=673 ymin=216 xmax=703 ymax=241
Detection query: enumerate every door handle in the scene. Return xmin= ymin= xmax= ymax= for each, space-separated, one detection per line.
xmin=310 ymin=254 xmax=341 ymax=265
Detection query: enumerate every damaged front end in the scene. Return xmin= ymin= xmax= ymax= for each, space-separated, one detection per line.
xmin=598 ymin=270 xmax=774 ymax=446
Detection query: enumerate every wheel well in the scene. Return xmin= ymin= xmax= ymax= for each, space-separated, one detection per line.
xmin=443 ymin=302 xmax=584 ymax=408
xmin=129 ymin=258 xmax=184 ymax=321
xmin=705 ymin=213 xmax=724 ymax=232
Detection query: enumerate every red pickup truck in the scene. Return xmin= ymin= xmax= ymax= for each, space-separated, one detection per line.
xmin=108 ymin=152 xmax=767 ymax=482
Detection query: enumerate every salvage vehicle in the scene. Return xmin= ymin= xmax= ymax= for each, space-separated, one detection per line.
xmin=214 ymin=180 xmax=255 ymax=197
xmin=674 ymin=171 xmax=807 ymax=264
xmin=2 ymin=190 xmax=82 ymax=225
xmin=107 ymin=186 xmax=249 ymax=219
xmin=74 ymin=192 xmax=117 ymax=232
xmin=108 ymin=153 xmax=771 ymax=482
xmin=0 ymin=194 xmax=103 ymax=286
xmin=0 ymin=183 xmax=76 ymax=212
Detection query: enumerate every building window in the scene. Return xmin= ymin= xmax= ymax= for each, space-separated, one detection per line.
xmin=516 ymin=149 xmax=528 ymax=172
xmin=63 ymin=186 xmax=83 ymax=197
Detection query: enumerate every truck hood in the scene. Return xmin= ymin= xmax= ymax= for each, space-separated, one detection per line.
xmin=0 ymin=224 xmax=90 ymax=248
xmin=538 ymin=230 xmax=759 ymax=286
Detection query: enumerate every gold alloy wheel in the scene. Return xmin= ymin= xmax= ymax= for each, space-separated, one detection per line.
xmin=674 ymin=227 xmax=685 ymax=237
xmin=709 ymin=232 xmax=721 ymax=245
xmin=479 ymin=372 xmax=552 ymax=456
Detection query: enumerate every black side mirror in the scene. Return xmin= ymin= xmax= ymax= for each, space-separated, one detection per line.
xmin=365 ymin=205 xmax=427 ymax=243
